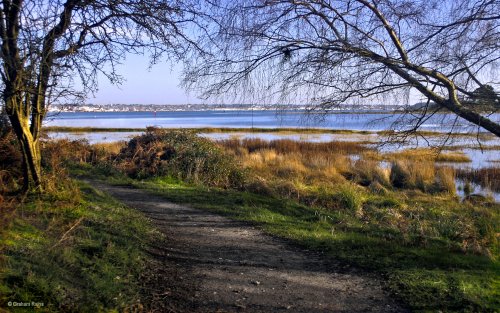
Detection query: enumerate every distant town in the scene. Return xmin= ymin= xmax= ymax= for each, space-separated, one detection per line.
xmin=48 ymin=103 xmax=406 ymax=113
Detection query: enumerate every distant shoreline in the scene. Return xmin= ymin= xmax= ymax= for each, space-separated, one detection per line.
xmin=48 ymin=109 xmax=402 ymax=114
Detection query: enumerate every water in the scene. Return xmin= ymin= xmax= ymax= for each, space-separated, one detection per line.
xmin=48 ymin=131 xmax=142 ymax=143
xmin=46 ymin=110 xmax=500 ymax=133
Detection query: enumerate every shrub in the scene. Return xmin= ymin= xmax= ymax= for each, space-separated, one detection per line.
xmin=114 ymin=128 xmax=244 ymax=188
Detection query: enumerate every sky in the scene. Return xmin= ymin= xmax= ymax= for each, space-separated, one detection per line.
xmin=88 ymin=53 xmax=425 ymax=106
xmin=88 ymin=53 xmax=198 ymax=105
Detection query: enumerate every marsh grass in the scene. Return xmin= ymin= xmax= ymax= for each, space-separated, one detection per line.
xmin=384 ymin=148 xmax=471 ymax=163
xmin=220 ymin=137 xmax=368 ymax=155
xmin=456 ymin=167 xmax=500 ymax=193
xmin=435 ymin=167 xmax=457 ymax=194
xmin=351 ymin=159 xmax=391 ymax=187
xmin=388 ymin=161 xmax=457 ymax=194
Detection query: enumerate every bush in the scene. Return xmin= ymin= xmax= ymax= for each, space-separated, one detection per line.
xmin=114 ymin=128 xmax=244 ymax=188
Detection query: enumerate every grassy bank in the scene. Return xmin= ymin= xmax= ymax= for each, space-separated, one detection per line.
xmin=69 ymin=129 xmax=499 ymax=312
xmin=0 ymin=181 xmax=160 ymax=312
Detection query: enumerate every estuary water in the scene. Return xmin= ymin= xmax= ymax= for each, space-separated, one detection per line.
xmin=46 ymin=110 xmax=500 ymax=133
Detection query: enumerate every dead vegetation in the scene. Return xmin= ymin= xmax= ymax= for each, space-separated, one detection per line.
xmin=220 ymin=137 xmax=368 ymax=155
xmin=0 ymin=128 xmax=22 ymax=193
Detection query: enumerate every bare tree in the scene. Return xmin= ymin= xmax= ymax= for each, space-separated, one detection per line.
xmin=184 ymin=0 xmax=500 ymax=137
xmin=0 ymin=0 xmax=200 ymax=190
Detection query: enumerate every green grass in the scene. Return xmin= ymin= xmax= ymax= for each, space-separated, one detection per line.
xmin=0 ymin=180 xmax=160 ymax=312
xmin=123 ymin=176 xmax=499 ymax=313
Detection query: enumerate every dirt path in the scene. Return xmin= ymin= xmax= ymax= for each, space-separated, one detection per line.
xmin=91 ymin=181 xmax=408 ymax=313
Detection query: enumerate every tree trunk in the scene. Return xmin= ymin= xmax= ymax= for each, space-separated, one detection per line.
xmin=5 ymin=97 xmax=43 ymax=191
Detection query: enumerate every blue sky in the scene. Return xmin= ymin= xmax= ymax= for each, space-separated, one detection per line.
xmin=89 ymin=54 xmax=197 ymax=105
xmin=88 ymin=53 xmax=425 ymax=106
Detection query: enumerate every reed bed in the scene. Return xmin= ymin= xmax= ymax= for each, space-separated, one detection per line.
xmin=456 ymin=167 xmax=500 ymax=192
xmin=29 ymin=133 xmax=497 ymax=259
xmin=219 ymin=137 xmax=369 ymax=155
xmin=384 ymin=148 xmax=471 ymax=163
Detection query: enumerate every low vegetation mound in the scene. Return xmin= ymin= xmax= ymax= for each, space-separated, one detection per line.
xmin=113 ymin=128 xmax=244 ymax=188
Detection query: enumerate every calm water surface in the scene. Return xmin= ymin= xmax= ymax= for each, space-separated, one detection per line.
xmin=46 ymin=110 xmax=500 ymax=133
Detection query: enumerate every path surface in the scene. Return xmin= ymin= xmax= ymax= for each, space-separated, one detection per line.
xmin=92 ymin=182 xmax=407 ymax=313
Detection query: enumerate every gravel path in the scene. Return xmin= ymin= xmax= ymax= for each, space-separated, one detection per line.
xmin=91 ymin=181 xmax=408 ymax=313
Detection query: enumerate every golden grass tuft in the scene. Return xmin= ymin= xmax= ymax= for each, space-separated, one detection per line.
xmin=390 ymin=160 xmax=437 ymax=192
xmin=434 ymin=167 xmax=456 ymax=194
xmin=385 ymin=148 xmax=470 ymax=163
xmin=435 ymin=152 xmax=471 ymax=163
xmin=351 ymin=159 xmax=391 ymax=187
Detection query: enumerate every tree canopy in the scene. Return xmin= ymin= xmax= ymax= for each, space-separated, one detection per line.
xmin=184 ymin=0 xmax=500 ymax=137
